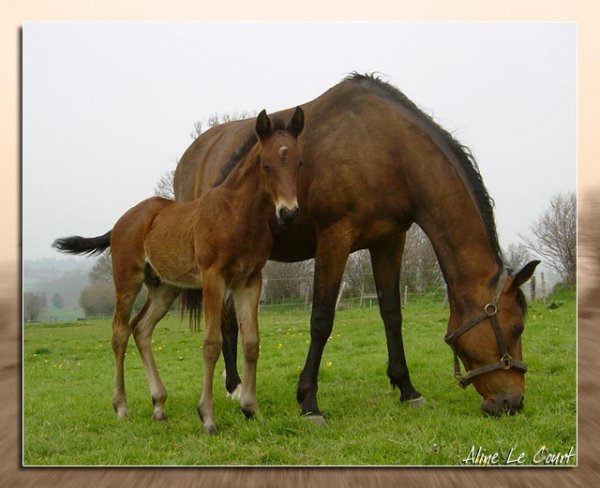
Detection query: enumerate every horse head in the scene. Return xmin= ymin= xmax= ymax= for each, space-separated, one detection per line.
xmin=255 ymin=106 xmax=304 ymax=226
xmin=445 ymin=260 xmax=540 ymax=415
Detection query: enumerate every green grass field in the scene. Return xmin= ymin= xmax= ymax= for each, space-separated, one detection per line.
xmin=23 ymin=287 xmax=576 ymax=466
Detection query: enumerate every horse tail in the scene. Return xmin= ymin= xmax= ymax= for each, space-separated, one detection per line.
xmin=52 ymin=230 xmax=112 ymax=256
xmin=180 ymin=289 xmax=203 ymax=332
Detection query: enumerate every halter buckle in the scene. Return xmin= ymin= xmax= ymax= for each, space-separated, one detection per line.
xmin=500 ymin=353 xmax=513 ymax=370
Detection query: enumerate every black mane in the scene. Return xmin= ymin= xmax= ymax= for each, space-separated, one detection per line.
xmin=212 ymin=117 xmax=287 ymax=187
xmin=212 ymin=132 xmax=258 ymax=187
xmin=345 ymin=72 xmax=504 ymax=266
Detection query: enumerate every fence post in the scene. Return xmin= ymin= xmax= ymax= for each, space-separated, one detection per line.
xmin=335 ymin=281 xmax=347 ymax=311
xmin=403 ymin=286 xmax=408 ymax=306
xmin=530 ymin=275 xmax=537 ymax=302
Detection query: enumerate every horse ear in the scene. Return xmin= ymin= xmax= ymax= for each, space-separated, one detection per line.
xmin=256 ymin=109 xmax=272 ymax=139
xmin=510 ymin=260 xmax=541 ymax=290
xmin=287 ymin=106 xmax=304 ymax=136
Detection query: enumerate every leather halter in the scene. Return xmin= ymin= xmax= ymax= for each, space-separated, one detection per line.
xmin=444 ymin=271 xmax=527 ymax=389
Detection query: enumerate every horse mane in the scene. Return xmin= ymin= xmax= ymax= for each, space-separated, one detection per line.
xmin=344 ymin=72 xmax=504 ymax=266
xmin=212 ymin=117 xmax=288 ymax=188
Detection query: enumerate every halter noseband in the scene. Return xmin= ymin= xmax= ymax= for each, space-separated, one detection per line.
xmin=443 ymin=271 xmax=527 ymax=389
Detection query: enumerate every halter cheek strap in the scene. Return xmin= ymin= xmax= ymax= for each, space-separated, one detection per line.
xmin=443 ymin=272 xmax=527 ymax=389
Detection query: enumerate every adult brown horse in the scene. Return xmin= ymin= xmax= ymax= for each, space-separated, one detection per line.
xmin=54 ymin=108 xmax=305 ymax=434
xmin=174 ymin=73 xmax=539 ymax=419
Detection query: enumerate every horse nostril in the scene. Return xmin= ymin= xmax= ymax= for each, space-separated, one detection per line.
xmin=278 ymin=206 xmax=299 ymax=225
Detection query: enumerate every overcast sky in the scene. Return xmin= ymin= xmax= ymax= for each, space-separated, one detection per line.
xmin=23 ymin=22 xmax=576 ymax=262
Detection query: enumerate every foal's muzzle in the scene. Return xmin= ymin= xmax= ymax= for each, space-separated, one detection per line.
xmin=277 ymin=205 xmax=300 ymax=225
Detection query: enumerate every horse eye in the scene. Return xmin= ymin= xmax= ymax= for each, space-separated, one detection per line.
xmin=512 ymin=324 xmax=524 ymax=336
xmin=298 ymin=159 xmax=304 ymax=168
xmin=262 ymin=164 xmax=271 ymax=173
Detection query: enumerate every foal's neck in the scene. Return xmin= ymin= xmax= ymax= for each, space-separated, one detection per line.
xmin=221 ymin=146 xmax=271 ymax=216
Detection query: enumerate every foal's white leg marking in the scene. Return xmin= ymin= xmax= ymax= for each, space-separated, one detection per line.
xmin=232 ymin=276 xmax=262 ymax=420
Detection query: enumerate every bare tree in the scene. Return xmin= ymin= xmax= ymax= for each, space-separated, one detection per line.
xmin=154 ymin=169 xmax=175 ymax=199
xmin=401 ymin=225 xmax=443 ymax=293
xmin=522 ymin=191 xmax=576 ymax=284
xmin=503 ymin=243 xmax=530 ymax=273
xmin=262 ymin=260 xmax=314 ymax=304
xmin=24 ymin=292 xmax=47 ymax=321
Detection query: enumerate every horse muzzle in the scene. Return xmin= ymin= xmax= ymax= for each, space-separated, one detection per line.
xmin=277 ymin=204 xmax=300 ymax=226
xmin=481 ymin=393 xmax=524 ymax=416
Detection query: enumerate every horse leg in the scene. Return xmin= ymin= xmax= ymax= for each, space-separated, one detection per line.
xmin=197 ymin=272 xmax=225 ymax=435
xmin=369 ymin=236 xmax=424 ymax=405
xmin=297 ymin=225 xmax=352 ymax=421
xmin=111 ymin=275 xmax=143 ymax=419
xmin=221 ymin=296 xmax=242 ymax=400
xmin=232 ymin=273 xmax=262 ymax=420
xmin=132 ymin=283 xmax=180 ymax=420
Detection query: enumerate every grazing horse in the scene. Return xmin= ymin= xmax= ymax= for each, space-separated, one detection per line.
xmin=174 ymin=73 xmax=540 ymax=419
xmin=54 ymin=108 xmax=305 ymax=434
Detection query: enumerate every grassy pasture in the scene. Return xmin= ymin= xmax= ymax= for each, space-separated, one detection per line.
xmin=23 ymin=288 xmax=576 ymax=466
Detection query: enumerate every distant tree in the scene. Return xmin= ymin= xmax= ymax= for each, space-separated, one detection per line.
xmin=51 ymin=292 xmax=64 ymax=309
xmin=154 ymin=169 xmax=175 ymax=199
xmin=89 ymin=253 xmax=112 ymax=283
xmin=79 ymin=282 xmax=114 ymax=317
xmin=401 ymin=225 xmax=443 ymax=293
xmin=343 ymin=250 xmax=374 ymax=297
xmin=24 ymin=292 xmax=47 ymax=321
xmin=262 ymin=260 xmax=313 ymax=304
xmin=503 ymin=243 xmax=530 ymax=273
xmin=522 ymin=191 xmax=576 ymax=284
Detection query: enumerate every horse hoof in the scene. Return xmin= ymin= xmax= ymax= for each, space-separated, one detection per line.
xmin=403 ymin=396 xmax=426 ymax=407
xmin=226 ymin=384 xmax=242 ymax=401
xmin=302 ymin=413 xmax=326 ymax=426
xmin=204 ymin=424 xmax=218 ymax=436
xmin=153 ymin=411 xmax=167 ymax=421
xmin=241 ymin=407 xmax=256 ymax=419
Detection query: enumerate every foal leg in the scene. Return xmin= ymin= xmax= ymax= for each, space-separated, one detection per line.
xmin=132 ymin=284 xmax=180 ymax=420
xmin=111 ymin=276 xmax=143 ymax=419
xmin=198 ymin=272 xmax=225 ymax=435
xmin=369 ymin=235 xmax=424 ymax=405
xmin=297 ymin=224 xmax=352 ymax=421
xmin=232 ymin=273 xmax=262 ymax=420
xmin=221 ymin=296 xmax=242 ymax=400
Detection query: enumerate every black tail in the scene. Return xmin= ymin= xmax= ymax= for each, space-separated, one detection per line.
xmin=52 ymin=231 xmax=112 ymax=256
xmin=179 ymin=289 xmax=203 ymax=332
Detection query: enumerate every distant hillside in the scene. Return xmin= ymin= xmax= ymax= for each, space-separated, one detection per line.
xmin=23 ymin=257 xmax=96 ymax=308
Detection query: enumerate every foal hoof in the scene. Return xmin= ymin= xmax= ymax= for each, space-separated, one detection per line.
xmin=153 ymin=411 xmax=167 ymax=421
xmin=241 ymin=407 xmax=256 ymax=420
xmin=302 ymin=413 xmax=326 ymax=426
xmin=204 ymin=424 xmax=218 ymax=436
xmin=402 ymin=396 xmax=426 ymax=408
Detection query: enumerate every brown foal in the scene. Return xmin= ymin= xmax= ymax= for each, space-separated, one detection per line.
xmin=54 ymin=107 xmax=305 ymax=434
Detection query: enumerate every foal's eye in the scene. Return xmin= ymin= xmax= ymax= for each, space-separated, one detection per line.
xmin=297 ymin=159 xmax=304 ymax=168
xmin=262 ymin=164 xmax=271 ymax=173
xmin=512 ymin=324 xmax=524 ymax=336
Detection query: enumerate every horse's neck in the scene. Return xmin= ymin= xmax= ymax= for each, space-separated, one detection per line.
xmin=413 ymin=166 xmax=502 ymax=310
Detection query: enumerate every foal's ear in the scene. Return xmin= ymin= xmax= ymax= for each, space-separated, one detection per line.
xmin=287 ymin=106 xmax=304 ymax=136
xmin=256 ymin=109 xmax=272 ymax=139
xmin=509 ymin=260 xmax=541 ymax=290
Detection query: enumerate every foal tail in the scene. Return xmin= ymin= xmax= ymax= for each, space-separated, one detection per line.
xmin=52 ymin=231 xmax=112 ymax=256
